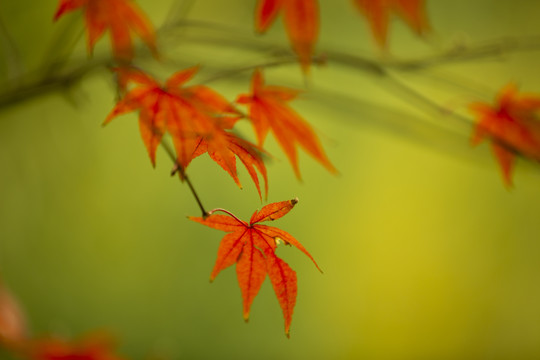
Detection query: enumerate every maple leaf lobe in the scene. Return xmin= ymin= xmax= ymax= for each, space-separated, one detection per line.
xmin=353 ymin=0 xmax=430 ymax=48
xmin=53 ymin=0 xmax=157 ymax=60
xmin=237 ymin=70 xmax=336 ymax=179
xmin=255 ymin=0 xmax=319 ymax=73
xmin=250 ymin=198 xmax=298 ymax=224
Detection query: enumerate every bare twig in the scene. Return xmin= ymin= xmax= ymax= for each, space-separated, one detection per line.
xmin=2 ymin=16 xmax=540 ymax=111
xmin=0 ymin=59 xmax=110 ymax=110
xmin=2 ymin=19 xmax=540 ymax=172
xmin=160 ymin=140 xmax=208 ymax=218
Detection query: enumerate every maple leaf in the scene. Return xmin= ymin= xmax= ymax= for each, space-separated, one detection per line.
xmin=27 ymin=332 xmax=125 ymax=360
xmin=53 ymin=0 xmax=157 ymax=60
xmin=189 ymin=198 xmax=321 ymax=337
xmin=469 ymin=83 xmax=540 ymax=187
xmin=255 ymin=0 xmax=319 ymax=73
xmin=105 ymin=66 xmax=267 ymax=197
xmin=236 ymin=69 xmax=336 ymax=179
xmin=0 ymin=282 xmax=27 ymax=351
xmin=352 ymin=0 xmax=430 ymax=48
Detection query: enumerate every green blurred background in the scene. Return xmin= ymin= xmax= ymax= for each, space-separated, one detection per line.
xmin=2 ymin=0 xmax=540 ymax=359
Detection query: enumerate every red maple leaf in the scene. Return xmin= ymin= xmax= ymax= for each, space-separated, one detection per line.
xmin=469 ymin=83 xmax=540 ymax=187
xmin=255 ymin=0 xmax=319 ymax=73
xmin=53 ymin=0 xmax=157 ymax=60
xmin=27 ymin=332 xmax=125 ymax=360
xmin=189 ymin=199 xmax=321 ymax=337
xmin=352 ymin=0 xmax=430 ymax=48
xmin=237 ymin=69 xmax=336 ymax=179
xmin=105 ymin=66 xmax=267 ymax=197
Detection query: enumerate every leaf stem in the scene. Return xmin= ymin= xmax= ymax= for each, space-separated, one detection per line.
xmin=160 ymin=139 xmax=208 ymax=217
xmin=206 ymin=208 xmax=245 ymax=225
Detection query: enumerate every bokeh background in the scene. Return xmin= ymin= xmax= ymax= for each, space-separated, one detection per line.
xmin=2 ymin=1 xmax=540 ymax=359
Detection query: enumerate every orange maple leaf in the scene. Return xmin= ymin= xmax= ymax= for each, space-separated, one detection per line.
xmin=189 ymin=199 xmax=321 ymax=337
xmin=53 ymin=0 xmax=157 ymax=60
xmin=352 ymin=0 xmax=430 ymax=48
xmin=469 ymin=83 xmax=540 ymax=187
xmin=27 ymin=332 xmax=125 ymax=360
xmin=105 ymin=66 xmax=267 ymax=197
xmin=255 ymin=0 xmax=319 ymax=73
xmin=237 ymin=69 xmax=336 ymax=179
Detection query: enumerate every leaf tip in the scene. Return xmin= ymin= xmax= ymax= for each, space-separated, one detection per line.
xmin=187 ymin=215 xmax=203 ymax=223
xmin=291 ymin=197 xmax=299 ymax=206
xmin=102 ymin=116 xmax=113 ymax=127
xmin=503 ymin=178 xmax=514 ymax=190
xmin=53 ymin=5 xmax=68 ymax=22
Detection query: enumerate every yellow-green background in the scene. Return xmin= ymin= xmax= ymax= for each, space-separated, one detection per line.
xmin=2 ymin=1 xmax=540 ymax=359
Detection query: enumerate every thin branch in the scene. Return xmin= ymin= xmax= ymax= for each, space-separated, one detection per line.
xmin=160 ymin=139 xmax=208 ymax=218
xmin=0 ymin=59 xmax=110 ymax=111
xmin=197 ymin=55 xmax=327 ymax=84
xmin=2 ymin=19 xmax=540 ymax=171
xmin=383 ymin=36 xmax=540 ymax=71
xmin=41 ymin=15 xmax=85 ymax=76
xmin=382 ymin=72 xmax=471 ymax=126
xmin=2 ymin=17 xmax=540 ymax=111
xmin=162 ymin=0 xmax=196 ymax=29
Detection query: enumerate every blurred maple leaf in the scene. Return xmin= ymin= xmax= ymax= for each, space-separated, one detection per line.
xmin=105 ymin=67 xmax=267 ymax=197
xmin=28 ymin=332 xmax=125 ymax=360
xmin=255 ymin=0 xmax=319 ymax=73
xmin=469 ymin=83 xmax=540 ymax=187
xmin=352 ymin=0 xmax=430 ymax=48
xmin=237 ymin=69 xmax=336 ymax=179
xmin=54 ymin=0 xmax=157 ymax=60
xmin=0 ymin=282 xmax=27 ymax=351
xmin=190 ymin=198 xmax=321 ymax=337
